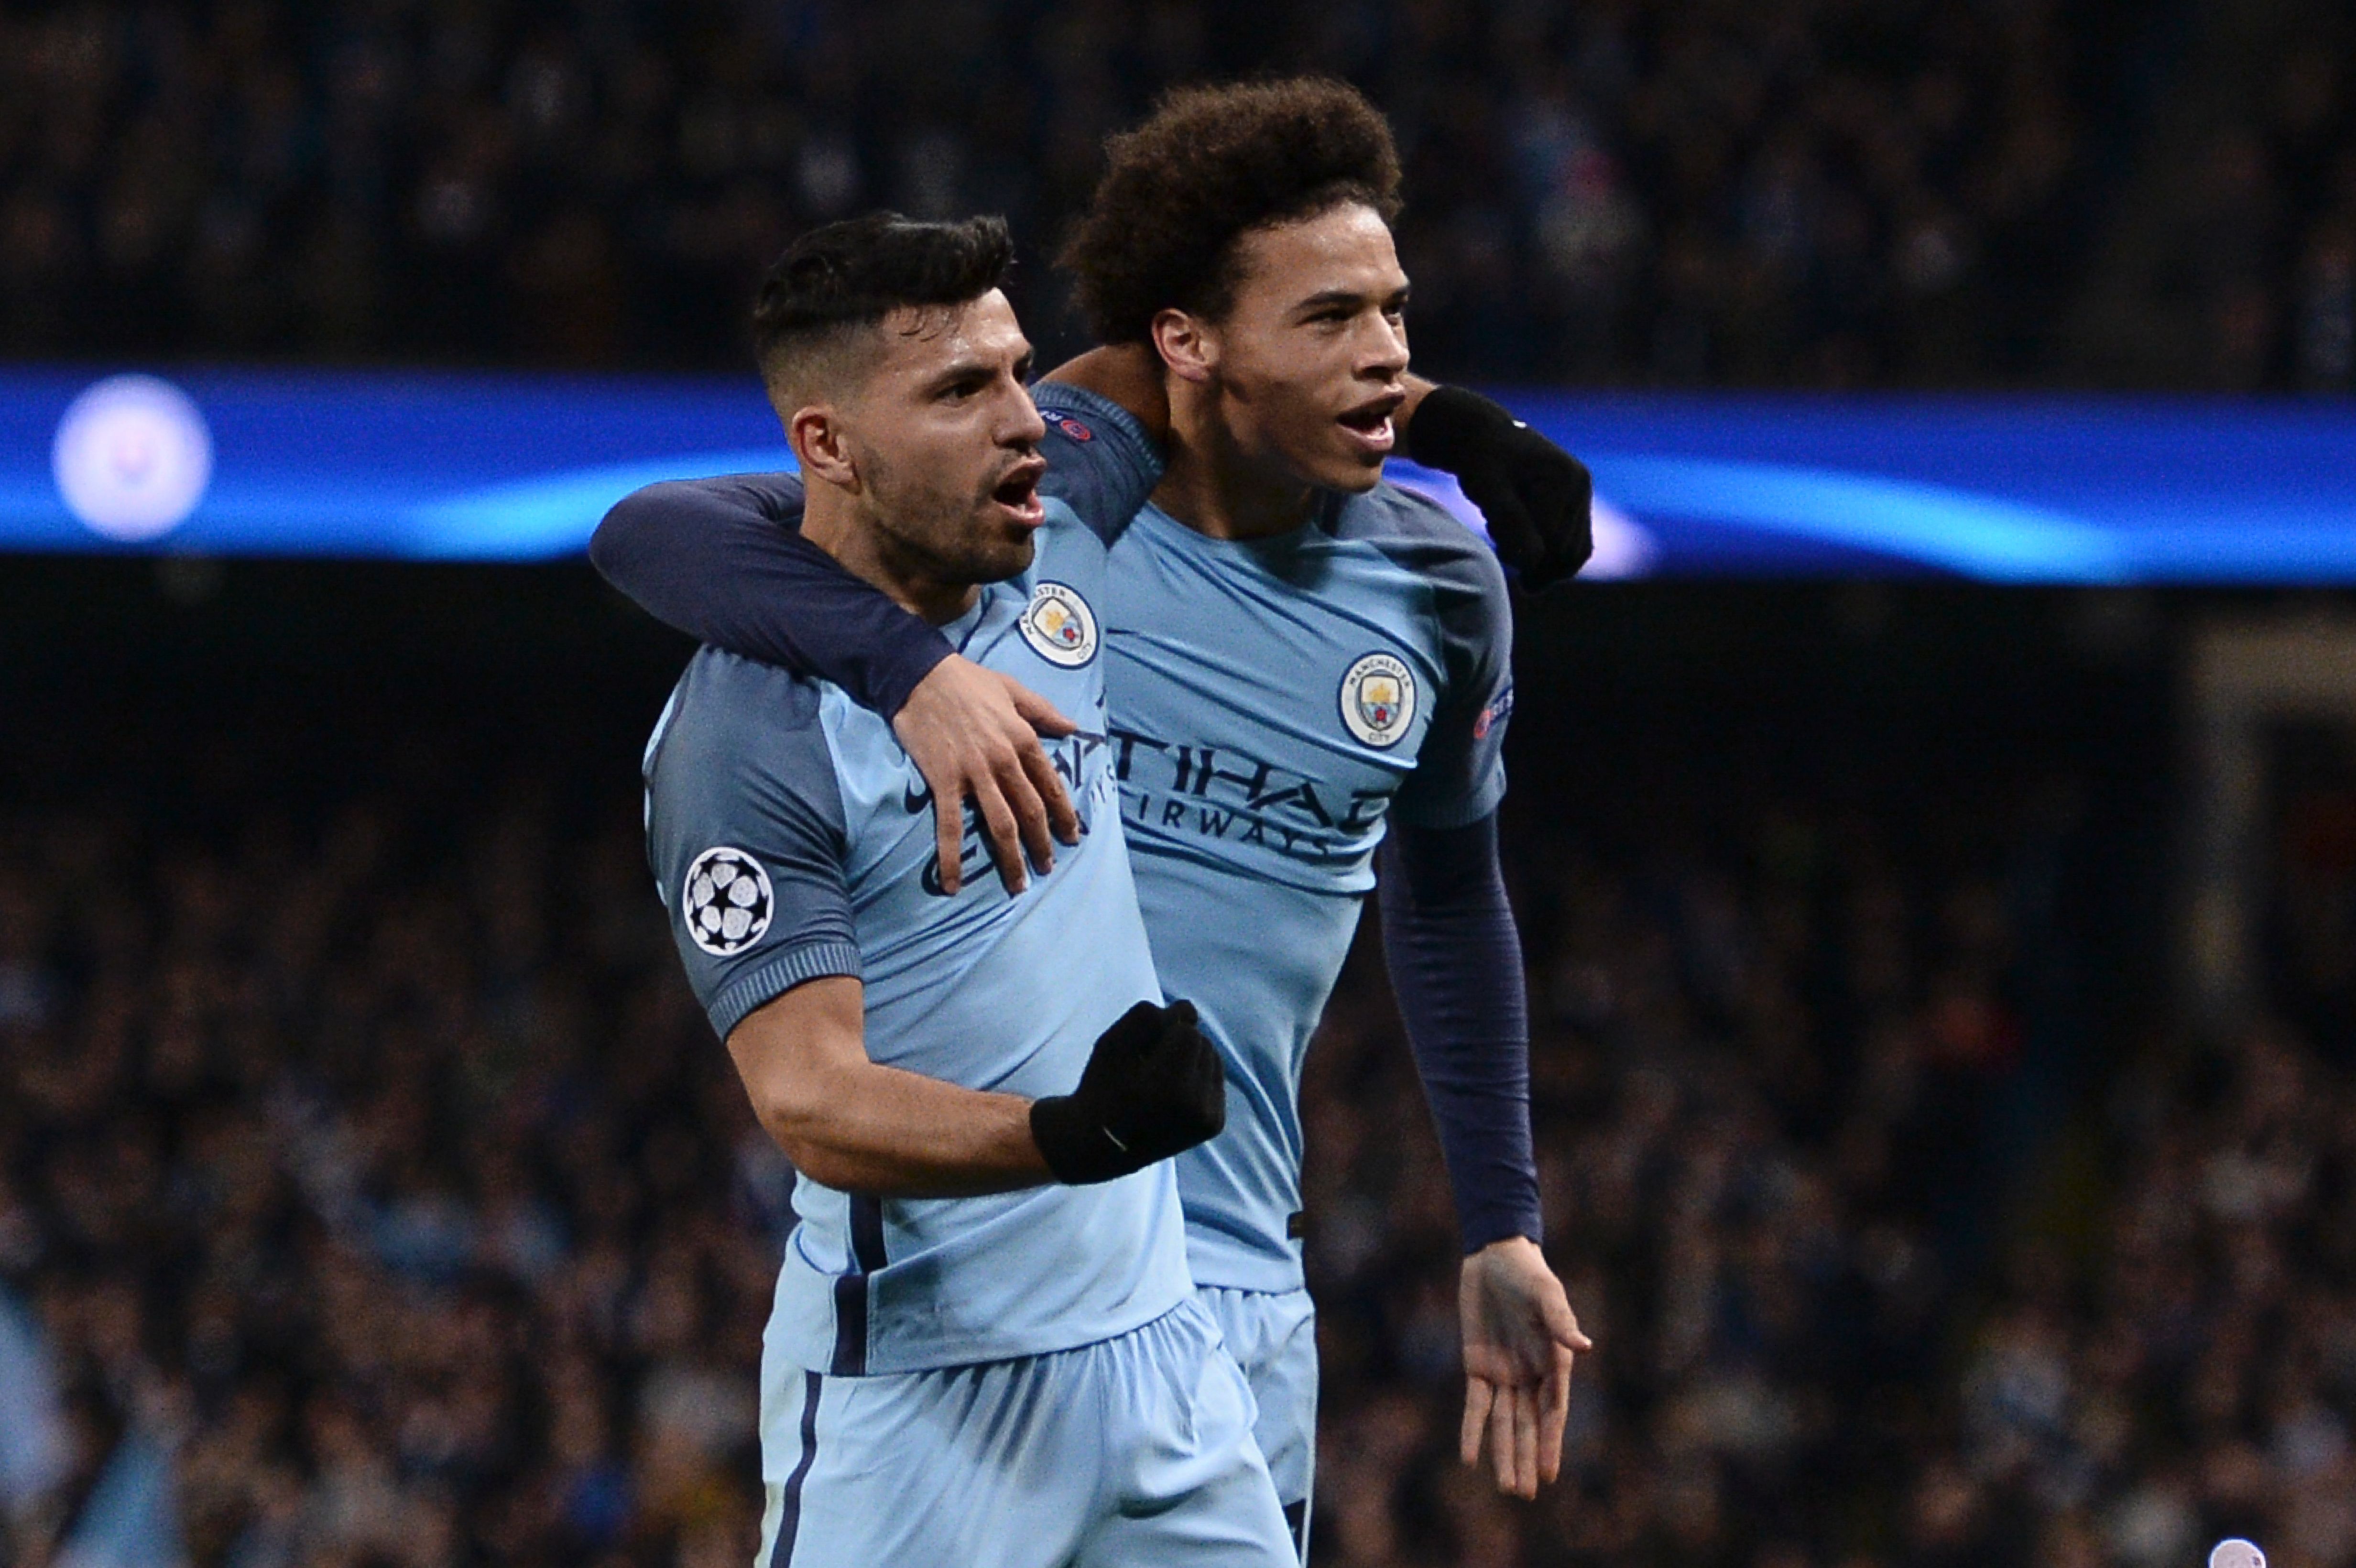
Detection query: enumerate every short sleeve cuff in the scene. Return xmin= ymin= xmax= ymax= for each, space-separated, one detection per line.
xmin=709 ymin=939 xmax=863 ymax=1040
xmin=1031 ymin=383 xmax=1166 ymax=490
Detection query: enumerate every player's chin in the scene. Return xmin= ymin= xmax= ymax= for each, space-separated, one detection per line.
xmin=966 ymin=528 xmax=1035 ymax=581
xmin=1308 ymin=444 xmax=1389 ymax=494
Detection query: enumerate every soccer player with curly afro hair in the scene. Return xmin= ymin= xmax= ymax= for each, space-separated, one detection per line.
xmin=591 ymin=79 xmax=1597 ymax=1558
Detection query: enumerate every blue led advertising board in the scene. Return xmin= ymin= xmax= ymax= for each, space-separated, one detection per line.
xmin=2 ymin=366 xmax=2353 ymax=581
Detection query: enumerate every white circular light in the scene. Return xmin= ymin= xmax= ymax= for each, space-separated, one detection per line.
xmin=2211 ymin=1541 xmax=2266 ymax=1568
xmin=51 ymin=374 xmax=214 ymax=543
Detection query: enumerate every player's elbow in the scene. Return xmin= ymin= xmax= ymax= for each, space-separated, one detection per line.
xmin=589 ymin=483 xmax=676 ymax=581
xmin=747 ymin=1081 xmax=862 ymax=1189
xmin=727 ymin=979 xmax=872 ymax=1188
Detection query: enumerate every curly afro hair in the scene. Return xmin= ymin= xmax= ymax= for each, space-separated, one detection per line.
xmin=1058 ymin=77 xmax=1403 ymax=344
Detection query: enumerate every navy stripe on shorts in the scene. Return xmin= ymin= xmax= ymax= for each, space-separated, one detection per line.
xmin=767 ymin=1370 xmax=823 ymax=1568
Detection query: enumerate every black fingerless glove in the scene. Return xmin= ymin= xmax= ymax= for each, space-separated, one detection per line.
xmin=1030 ymin=1000 xmax=1226 ymax=1185
xmin=1406 ymin=385 xmax=1595 ymax=589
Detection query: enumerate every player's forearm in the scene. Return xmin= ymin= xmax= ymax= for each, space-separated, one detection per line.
xmin=593 ymin=475 xmax=953 ymax=717
xmin=751 ymin=1055 xmax=1052 ymax=1197
xmin=1377 ymin=814 xmax=1543 ymax=1250
xmin=1040 ymin=344 xmax=1170 ymax=445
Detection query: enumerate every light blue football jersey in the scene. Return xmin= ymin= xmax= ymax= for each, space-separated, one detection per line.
xmin=643 ymin=496 xmax=1192 ymax=1374
xmin=1036 ymin=388 xmax=1515 ymax=1294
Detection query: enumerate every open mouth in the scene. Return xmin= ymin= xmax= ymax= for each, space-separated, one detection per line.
xmin=990 ymin=461 xmax=1047 ymax=525
xmin=1338 ymin=394 xmax=1405 ymax=453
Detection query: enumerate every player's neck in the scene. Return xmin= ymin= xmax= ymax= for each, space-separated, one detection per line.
xmin=802 ymin=488 xmax=981 ymax=626
xmin=1156 ymin=392 xmax=1316 ymax=542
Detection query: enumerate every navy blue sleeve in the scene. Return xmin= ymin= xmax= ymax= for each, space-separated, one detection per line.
xmin=589 ymin=385 xmax=1161 ymax=719
xmin=590 ymin=472 xmax=953 ymax=719
xmin=1376 ymin=811 xmax=1542 ymax=1252
xmin=1029 ymin=382 xmax=1167 ymax=544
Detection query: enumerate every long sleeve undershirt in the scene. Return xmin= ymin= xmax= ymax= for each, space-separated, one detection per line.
xmin=1378 ymin=813 xmax=1542 ymax=1252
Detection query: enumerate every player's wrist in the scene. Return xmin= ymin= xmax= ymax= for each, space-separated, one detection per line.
xmin=1462 ymin=1224 xmax=1547 ymax=1260
xmin=1402 ymin=384 xmax=1519 ymax=472
xmin=1029 ymin=1093 xmax=1132 ymax=1185
xmin=882 ymin=642 xmax=960 ymax=722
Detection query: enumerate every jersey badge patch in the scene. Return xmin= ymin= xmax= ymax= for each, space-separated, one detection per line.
xmin=683 ymin=847 xmax=774 ymax=956
xmin=1019 ymin=580 xmax=1099 ymax=667
xmin=1340 ymin=652 xmax=1417 ymax=748
xmin=1473 ymin=683 xmax=1516 ymax=739
xmin=1037 ymin=409 xmax=1093 ymax=442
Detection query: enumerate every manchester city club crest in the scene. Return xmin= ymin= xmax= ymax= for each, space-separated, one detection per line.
xmin=681 ymin=846 xmax=774 ymax=956
xmin=1340 ymin=652 xmax=1417 ymax=748
xmin=1018 ymin=580 xmax=1099 ymax=667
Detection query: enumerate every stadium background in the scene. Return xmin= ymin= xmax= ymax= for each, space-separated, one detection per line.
xmin=5 ymin=3 xmax=2356 ymax=1567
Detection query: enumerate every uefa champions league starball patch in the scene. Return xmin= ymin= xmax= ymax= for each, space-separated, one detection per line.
xmin=1340 ymin=652 xmax=1417 ymax=748
xmin=682 ymin=847 xmax=774 ymax=956
xmin=1019 ymin=581 xmax=1099 ymax=667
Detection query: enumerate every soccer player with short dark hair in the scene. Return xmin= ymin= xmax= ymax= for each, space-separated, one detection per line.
xmin=597 ymin=79 xmax=1592 ymax=1552
xmin=640 ymin=211 xmax=1296 ymax=1567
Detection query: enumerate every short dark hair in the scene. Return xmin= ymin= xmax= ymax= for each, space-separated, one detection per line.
xmin=1059 ymin=78 xmax=1404 ymax=344
xmin=753 ymin=212 xmax=1016 ymax=398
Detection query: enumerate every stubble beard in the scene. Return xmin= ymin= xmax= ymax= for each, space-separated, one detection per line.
xmin=862 ymin=445 xmax=1036 ymax=591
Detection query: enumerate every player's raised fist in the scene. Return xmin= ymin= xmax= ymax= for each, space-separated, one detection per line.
xmin=1407 ymin=384 xmax=1594 ymax=589
xmin=1031 ymin=1000 xmax=1226 ymax=1184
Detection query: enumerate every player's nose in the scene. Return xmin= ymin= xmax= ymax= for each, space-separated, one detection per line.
xmin=1003 ymin=384 xmax=1049 ymax=448
xmin=1361 ymin=315 xmax=1410 ymax=381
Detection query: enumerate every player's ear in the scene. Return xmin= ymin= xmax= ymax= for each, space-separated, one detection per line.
xmin=1151 ymin=308 xmax=1218 ymax=386
xmin=789 ymin=403 xmax=860 ymax=491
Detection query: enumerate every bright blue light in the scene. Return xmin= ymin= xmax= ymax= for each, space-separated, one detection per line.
xmin=3 ymin=370 xmax=2354 ymax=580
xmin=1587 ymin=455 xmax=2132 ymax=582
xmin=403 ymin=450 xmax=796 ymax=559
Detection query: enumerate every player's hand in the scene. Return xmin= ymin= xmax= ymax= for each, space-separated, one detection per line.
xmin=1459 ymin=1235 xmax=1590 ymax=1498
xmin=1405 ymin=385 xmax=1594 ymax=589
xmin=893 ymin=655 xmax=1081 ymax=897
xmin=1030 ymin=1000 xmax=1226 ymax=1184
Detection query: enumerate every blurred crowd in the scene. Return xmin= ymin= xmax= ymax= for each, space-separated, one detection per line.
xmin=0 ymin=0 xmax=2275 ymax=388
xmin=1913 ymin=1022 xmax=2356 ymax=1568
xmin=2 ymin=714 xmax=2300 ymax=1568
xmin=0 ymin=790 xmax=782 ymax=1568
xmin=2195 ymin=30 xmax=2356 ymax=392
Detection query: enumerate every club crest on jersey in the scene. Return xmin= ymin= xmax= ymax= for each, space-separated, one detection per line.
xmin=1019 ymin=580 xmax=1099 ymax=667
xmin=682 ymin=847 xmax=773 ymax=956
xmin=1340 ymin=652 xmax=1417 ymax=748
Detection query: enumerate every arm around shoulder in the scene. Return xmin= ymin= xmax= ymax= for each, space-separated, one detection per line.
xmin=1039 ymin=344 xmax=1170 ymax=445
xmin=592 ymin=472 xmax=955 ymax=718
